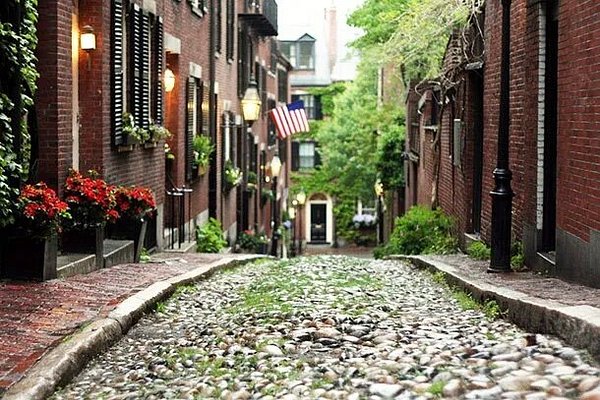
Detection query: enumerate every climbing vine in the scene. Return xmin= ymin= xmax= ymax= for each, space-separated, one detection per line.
xmin=0 ymin=0 xmax=39 ymax=227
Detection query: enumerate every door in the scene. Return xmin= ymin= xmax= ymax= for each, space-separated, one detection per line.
xmin=471 ymin=71 xmax=484 ymax=234
xmin=310 ymin=204 xmax=327 ymax=242
xmin=542 ymin=0 xmax=558 ymax=252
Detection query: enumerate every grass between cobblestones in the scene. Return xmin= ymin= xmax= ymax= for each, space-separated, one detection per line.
xmin=431 ymin=271 xmax=505 ymax=320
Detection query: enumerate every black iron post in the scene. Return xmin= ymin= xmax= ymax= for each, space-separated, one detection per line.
xmin=297 ymin=204 xmax=303 ymax=255
xmin=270 ymin=177 xmax=279 ymax=256
xmin=377 ymin=196 xmax=384 ymax=245
xmin=489 ymin=0 xmax=514 ymax=272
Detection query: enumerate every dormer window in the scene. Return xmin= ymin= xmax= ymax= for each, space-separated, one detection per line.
xmin=280 ymin=34 xmax=315 ymax=70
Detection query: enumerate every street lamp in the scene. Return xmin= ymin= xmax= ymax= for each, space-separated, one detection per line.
xmin=374 ymin=180 xmax=384 ymax=245
xmin=270 ymin=155 xmax=282 ymax=257
xmin=241 ymin=79 xmax=261 ymax=126
xmin=296 ymin=191 xmax=306 ymax=255
xmin=489 ymin=0 xmax=514 ymax=273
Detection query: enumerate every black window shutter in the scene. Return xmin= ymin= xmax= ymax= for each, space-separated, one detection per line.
xmin=186 ymin=78 xmax=196 ymax=181
xmin=226 ymin=0 xmax=234 ymax=60
xmin=153 ymin=16 xmax=164 ymax=125
xmin=314 ymin=143 xmax=322 ymax=168
xmin=140 ymin=12 xmax=151 ymax=129
xmin=130 ymin=4 xmax=142 ymax=128
xmin=315 ymin=95 xmax=323 ymax=120
xmin=291 ymin=141 xmax=300 ymax=171
xmin=111 ymin=0 xmax=124 ymax=146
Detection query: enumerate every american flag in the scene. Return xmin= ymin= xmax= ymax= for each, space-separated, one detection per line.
xmin=268 ymin=100 xmax=310 ymax=140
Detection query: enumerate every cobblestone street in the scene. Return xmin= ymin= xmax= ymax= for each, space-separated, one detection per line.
xmin=52 ymin=256 xmax=600 ymax=399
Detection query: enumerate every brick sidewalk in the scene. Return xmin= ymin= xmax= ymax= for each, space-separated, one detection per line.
xmin=0 ymin=253 xmax=229 ymax=395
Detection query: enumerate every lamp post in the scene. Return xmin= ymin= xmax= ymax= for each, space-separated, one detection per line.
xmin=289 ymin=204 xmax=297 ymax=257
xmin=270 ymin=155 xmax=282 ymax=257
xmin=374 ymin=180 xmax=384 ymax=245
xmin=296 ymin=191 xmax=306 ymax=255
xmin=489 ymin=0 xmax=514 ymax=272
xmin=241 ymin=79 xmax=262 ymax=229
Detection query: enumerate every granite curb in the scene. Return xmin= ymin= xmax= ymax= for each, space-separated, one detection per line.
xmin=2 ymin=255 xmax=267 ymax=400
xmin=393 ymin=255 xmax=600 ymax=361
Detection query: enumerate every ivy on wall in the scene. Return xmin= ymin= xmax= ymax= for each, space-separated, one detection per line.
xmin=0 ymin=0 xmax=39 ymax=227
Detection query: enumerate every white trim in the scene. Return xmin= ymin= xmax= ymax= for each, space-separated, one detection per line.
xmin=306 ymin=194 xmax=334 ymax=244
xmin=536 ymin=2 xmax=546 ymax=231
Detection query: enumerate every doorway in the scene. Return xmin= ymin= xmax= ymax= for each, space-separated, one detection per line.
xmin=310 ymin=204 xmax=327 ymax=243
xmin=542 ymin=0 xmax=558 ymax=252
xmin=471 ymin=71 xmax=484 ymax=234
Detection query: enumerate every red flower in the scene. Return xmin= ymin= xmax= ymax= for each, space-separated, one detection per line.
xmin=63 ymin=170 xmax=117 ymax=228
xmin=17 ymin=183 xmax=70 ymax=237
xmin=114 ymin=186 xmax=156 ymax=221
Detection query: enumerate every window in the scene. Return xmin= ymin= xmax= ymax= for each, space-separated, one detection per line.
xmin=279 ymin=41 xmax=296 ymax=66
xmin=277 ymin=69 xmax=288 ymax=103
xmin=216 ymin=0 xmax=222 ymax=54
xmin=111 ymin=1 xmax=163 ymax=146
xmin=299 ymin=142 xmax=315 ymax=169
xmin=279 ymin=35 xmax=315 ymax=70
xmin=297 ymin=40 xmax=314 ymax=69
xmin=292 ymin=94 xmax=320 ymax=119
xmin=226 ymin=0 xmax=234 ymax=60
xmin=189 ymin=0 xmax=207 ymax=16
xmin=186 ymin=78 xmax=203 ymax=180
xmin=270 ymin=39 xmax=277 ymax=74
xmin=267 ymin=99 xmax=276 ymax=146
xmin=292 ymin=140 xmax=320 ymax=171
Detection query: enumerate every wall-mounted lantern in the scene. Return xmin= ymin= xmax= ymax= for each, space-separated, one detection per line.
xmin=241 ymin=79 xmax=262 ymax=125
xmin=164 ymin=67 xmax=176 ymax=93
xmin=80 ymin=25 xmax=96 ymax=51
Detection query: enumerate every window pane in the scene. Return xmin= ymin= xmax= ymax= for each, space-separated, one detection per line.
xmin=298 ymin=41 xmax=314 ymax=69
xmin=299 ymin=142 xmax=315 ymax=169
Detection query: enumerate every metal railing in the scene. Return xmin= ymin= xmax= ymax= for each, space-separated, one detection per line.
xmin=165 ymin=186 xmax=194 ymax=250
xmin=241 ymin=0 xmax=278 ymax=36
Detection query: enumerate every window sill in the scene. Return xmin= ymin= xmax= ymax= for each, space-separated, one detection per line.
xmin=117 ymin=144 xmax=134 ymax=153
xmin=191 ymin=6 xmax=203 ymax=17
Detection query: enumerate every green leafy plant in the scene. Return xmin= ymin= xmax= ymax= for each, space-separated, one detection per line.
xmin=467 ymin=241 xmax=491 ymax=260
xmin=122 ymin=112 xmax=150 ymax=143
xmin=223 ymin=160 xmax=242 ymax=188
xmin=237 ymin=229 xmax=268 ymax=253
xmin=511 ymin=241 xmax=525 ymax=271
xmin=0 ymin=0 xmax=39 ymax=228
xmin=193 ymin=135 xmax=214 ymax=169
xmin=148 ymin=124 xmax=172 ymax=142
xmin=246 ymin=171 xmax=258 ymax=192
xmin=261 ymin=187 xmax=274 ymax=203
xmin=374 ymin=205 xmax=457 ymax=258
xmin=196 ymin=217 xmax=227 ymax=253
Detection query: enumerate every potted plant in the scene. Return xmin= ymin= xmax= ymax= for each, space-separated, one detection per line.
xmin=352 ymin=213 xmax=377 ymax=246
xmin=147 ymin=123 xmax=172 ymax=146
xmin=122 ymin=112 xmax=150 ymax=145
xmin=109 ymin=185 xmax=156 ymax=261
xmin=246 ymin=171 xmax=258 ymax=192
xmin=0 ymin=183 xmax=70 ymax=281
xmin=223 ymin=160 xmax=243 ymax=191
xmin=261 ymin=187 xmax=274 ymax=206
xmin=237 ymin=229 xmax=268 ymax=254
xmin=193 ymin=135 xmax=214 ymax=176
xmin=62 ymin=170 xmax=118 ymax=268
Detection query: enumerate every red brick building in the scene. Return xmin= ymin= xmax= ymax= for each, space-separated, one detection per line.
xmin=406 ymin=1 xmax=600 ymax=286
xmin=34 ymin=0 xmax=289 ymax=253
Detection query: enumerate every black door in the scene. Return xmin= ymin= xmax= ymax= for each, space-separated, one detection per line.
xmin=310 ymin=204 xmax=327 ymax=243
xmin=471 ymin=71 xmax=484 ymax=234
xmin=542 ymin=0 xmax=558 ymax=251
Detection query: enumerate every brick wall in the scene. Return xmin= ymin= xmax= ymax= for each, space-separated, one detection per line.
xmin=35 ymin=0 xmax=74 ymax=193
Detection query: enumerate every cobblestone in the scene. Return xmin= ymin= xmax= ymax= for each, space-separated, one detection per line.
xmin=50 ymin=256 xmax=600 ymax=399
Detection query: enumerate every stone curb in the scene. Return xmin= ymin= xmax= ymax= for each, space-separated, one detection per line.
xmin=391 ymin=255 xmax=600 ymax=361
xmin=3 ymin=255 xmax=267 ymax=400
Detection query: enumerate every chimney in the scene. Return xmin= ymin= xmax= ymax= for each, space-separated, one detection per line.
xmin=325 ymin=4 xmax=337 ymax=75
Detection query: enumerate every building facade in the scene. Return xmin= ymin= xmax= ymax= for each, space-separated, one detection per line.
xmin=406 ymin=0 xmax=600 ymax=286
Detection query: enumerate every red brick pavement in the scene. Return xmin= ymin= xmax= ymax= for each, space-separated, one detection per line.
xmin=0 ymin=253 xmax=222 ymax=395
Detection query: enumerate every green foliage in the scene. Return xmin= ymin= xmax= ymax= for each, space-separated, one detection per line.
xmin=193 ymin=135 xmax=214 ymax=168
xmin=376 ymin=118 xmax=406 ymax=191
xmin=348 ymin=0 xmax=410 ymax=49
xmin=511 ymin=241 xmax=525 ymax=271
xmin=467 ymin=241 xmax=491 ymax=261
xmin=374 ymin=206 xmax=457 ymax=258
xmin=139 ymin=247 xmax=151 ymax=263
xmin=196 ymin=218 xmax=227 ymax=253
xmin=308 ymin=83 xmax=347 ymax=117
xmin=0 ymin=0 xmax=39 ymax=227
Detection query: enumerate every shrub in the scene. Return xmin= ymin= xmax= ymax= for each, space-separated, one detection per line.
xmin=373 ymin=205 xmax=457 ymax=258
xmin=238 ymin=229 xmax=268 ymax=252
xmin=196 ymin=218 xmax=227 ymax=253
xmin=511 ymin=241 xmax=525 ymax=271
xmin=467 ymin=241 xmax=491 ymax=260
